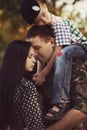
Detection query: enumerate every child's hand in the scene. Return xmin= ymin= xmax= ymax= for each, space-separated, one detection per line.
xmin=33 ymin=72 xmax=46 ymax=85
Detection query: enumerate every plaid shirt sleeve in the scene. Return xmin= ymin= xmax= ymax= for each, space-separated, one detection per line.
xmin=64 ymin=20 xmax=87 ymax=44
xmin=51 ymin=21 xmax=71 ymax=46
xmin=51 ymin=14 xmax=87 ymax=45
xmin=65 ymin=20 xmax=86 ymax=39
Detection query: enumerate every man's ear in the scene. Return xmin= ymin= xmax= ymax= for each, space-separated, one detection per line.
xmin=50 ymin=37 xmax=55 ymax=47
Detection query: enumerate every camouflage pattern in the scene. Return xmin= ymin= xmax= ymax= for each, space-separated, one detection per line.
xmin=71 ymin=59 xmax=87 ymax=114
xmin=40 ymin=58 xmax=87 ymax=129
xmin=71 ymin=59 xmax=87 ymax=130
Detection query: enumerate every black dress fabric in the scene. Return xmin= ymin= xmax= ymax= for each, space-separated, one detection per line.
xmin=13 ymin=77 xmax=45 ymax=130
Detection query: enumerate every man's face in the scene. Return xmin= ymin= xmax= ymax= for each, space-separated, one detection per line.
xmin=28 ymin=36 xmax=54 ymax=64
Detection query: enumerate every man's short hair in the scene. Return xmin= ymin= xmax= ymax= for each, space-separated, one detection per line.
xmin=27 ymin=24 xmax=54 ymax=41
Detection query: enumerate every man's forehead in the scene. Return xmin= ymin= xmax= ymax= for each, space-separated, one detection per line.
xmin=27 ymin=39 xmax=41 ymax=48
xmin=27 ymin=36 xmax=43 ymax=44
xmin=32 ymin=44 xmax=42 ymax=49
xmin=27 ymin=38 xmax=35 ymax=45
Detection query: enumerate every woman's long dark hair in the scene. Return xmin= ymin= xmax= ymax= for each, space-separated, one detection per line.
xmin=0 ymin=40 xmax=31 ymax=130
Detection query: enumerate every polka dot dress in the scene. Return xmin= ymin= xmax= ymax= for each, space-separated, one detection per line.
xmin=13 ymin=77 xmax=45 ymax=130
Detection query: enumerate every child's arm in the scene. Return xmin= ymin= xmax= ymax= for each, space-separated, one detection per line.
xmin=33 ymin=45 xmax=62 ymax=85
xmin=40 ymin=45 xmax=62 ymax=76
xmin=37 ymin=60 xmax=45 ymax=73
xmin=33 ymin=60 xmax=46 ymax=84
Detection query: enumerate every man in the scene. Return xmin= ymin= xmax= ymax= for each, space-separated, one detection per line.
xmin=27 ymin=24 xmax=87 ymax=130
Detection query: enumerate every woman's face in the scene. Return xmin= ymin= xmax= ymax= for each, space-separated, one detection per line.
xmin=25 ymin=47 xmax=36 ymax=71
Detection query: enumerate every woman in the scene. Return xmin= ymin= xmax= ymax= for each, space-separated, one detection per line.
xmin=0 ymin=40 xmax=45 ymax=130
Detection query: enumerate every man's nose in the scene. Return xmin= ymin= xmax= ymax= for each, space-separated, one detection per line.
xmin=33 ymin=56 xmax=37 ymax=63
xmin=34 ymin=50 xmax=38 ymax=56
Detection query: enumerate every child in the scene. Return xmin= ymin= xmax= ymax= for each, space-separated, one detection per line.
xmin=21 ymin=0 xmax=87 ymax=120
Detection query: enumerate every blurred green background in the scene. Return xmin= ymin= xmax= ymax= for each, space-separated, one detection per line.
xmin=0 ymin=0 xmax=87 ymax=66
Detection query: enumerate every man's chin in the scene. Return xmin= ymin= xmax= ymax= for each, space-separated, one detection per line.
xmin=40 ymin=60 xmax=46 ymax=64
xmin=38 ymin=58 xmax=47 ymax=64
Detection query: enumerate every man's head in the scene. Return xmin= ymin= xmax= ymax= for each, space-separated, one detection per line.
xmin=21 ymin=0 xmax=51 ymax=25
xmin=27 ymin=24 xmax=55 ymax=64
